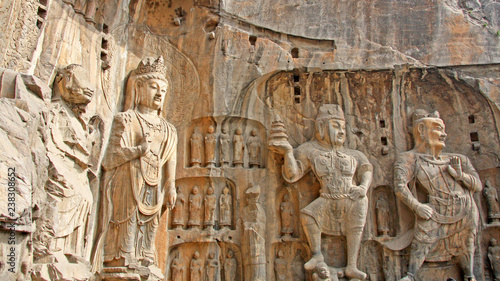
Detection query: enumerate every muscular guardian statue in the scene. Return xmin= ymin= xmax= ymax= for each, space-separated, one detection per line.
xmin=95 ymin=56 xmax=177 ymax=271
xmin=394 ymin=109 xmax=481 ymax=281
xmin=269 ymin=104 xmax=373 ymax=280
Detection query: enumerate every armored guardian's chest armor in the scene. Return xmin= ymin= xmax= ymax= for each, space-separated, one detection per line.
xmin=311 ymin=150 xmax=356 ymax=196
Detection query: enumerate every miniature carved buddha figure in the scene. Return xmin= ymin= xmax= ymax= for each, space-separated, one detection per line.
xmin=224 ymin=250 xmax=237 ymax=281
xmin=170 ymin=253 xmax=184 ymax=281
xmin=43 ymin=64 xmax=95 ymax=259
xmin=280 ymin=193 xmax=294 ymax=238
xmin=484 ymin=180 xmax=500 ymax=224
xmin=292 ymin=250 xmax=305 ymax=281
xmin=206 ymin=251 xmax=220 ymax=281
xmin=191 ymin=127 xmax=203 ymax=167
xmin=375 ymin=194 xmax=390 ymax=237
xmin=98 ymin=56 xmax=177 ymax=269
xmin=247 ymin=128 xmax=262 ymax=168
xmin=172 ymin=186 xmax=186 ymax=229
xmin=190 ymin=251 xmax=203 ymax=281
xmin=188 ymin=186 xmax=203 ymax=229
xmin=204 ymin=186 xmax=216 ymax=230
xmin=394 ymin=109 xmax=481 ymax=281
xmin=205 ymin=125 xmax=217 ymax=167
xmin=269 ymin=104 xmax=373 ymax=280
xmin=219 ymin=126 xmax=231 ymax=167
xmin=274 ymin=250 xmax=287 ymax=281
xmin=488 ymin=238 xmax=500 ymax=281
xmin=219 ymin=185 xmax=232 ymax=229
xmin=233 ymin=127 xmax=245 ymax=167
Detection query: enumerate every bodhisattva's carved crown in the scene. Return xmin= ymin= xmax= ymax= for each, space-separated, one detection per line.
xmin=316 ymin=104 xmax=345 ymax=121
xmin=411 ymin=109 xmax=440 ymax=125
xmin=135 ymin=56 xmax=167 ymax=77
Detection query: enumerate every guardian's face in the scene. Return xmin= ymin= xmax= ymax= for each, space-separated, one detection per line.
xmin=326 ymin=119 xmax=346 ymax=147
xmin=317 ymin=266 xmax=330 ymax=279
xmin=60 ymin=66 xmax=94 ymax=105
xmin=421 ymin=118 xmax=447 ymax=150
xmin=138 ymin=78 xmax=167 ymax=110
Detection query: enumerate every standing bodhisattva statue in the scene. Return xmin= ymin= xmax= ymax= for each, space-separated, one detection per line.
xmin=394 ymin=110 xmax=481 ymax=281
xmin=269 ymin=104 xmax=373 ymax=280
xmin=95 ymin=56 xmax=177 ymax=270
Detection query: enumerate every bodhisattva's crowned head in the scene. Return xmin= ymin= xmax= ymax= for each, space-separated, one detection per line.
xmin=314 ymin=104 xmax=346 ymax=148
xmin=411 ymin=109 xmax=447 ymax=155
xmin=126 ymin=56 xmax=168 ymax=114
xmin=54 ymin=64 xmax=94 ymax=112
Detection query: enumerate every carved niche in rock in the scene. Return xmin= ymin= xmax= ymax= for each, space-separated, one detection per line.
xmin=280 ymin=193 xmax=294 ymax=239
xmin=375 ymin=193 xmax=390 ymax=237
xmin=170 ymin=177 xmax=236 ymax=232
xmin=394 ymin=109 xmax=482 ymax=281
xmin=269 ymin=104 xmax=373 ymax=280
xmin=37 ymin=64 xmax=96 ymax=261
xmin=484 ymin=180 xmax=500 ymax=225
xmin=94 ymin=56 xmax=177 ymax=278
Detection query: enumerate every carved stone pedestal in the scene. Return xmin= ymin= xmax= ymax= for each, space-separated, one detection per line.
xmin=32 ymin=252 xmax=92 ymax=281
xmin=101 ymin=267 xmax=140 ymax=281
xmin=101 ymin=266 xmax=164 ymax=281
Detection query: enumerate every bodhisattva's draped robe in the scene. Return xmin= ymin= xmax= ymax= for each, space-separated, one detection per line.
xmin=96 ymin=110 xmax=177 ymax=266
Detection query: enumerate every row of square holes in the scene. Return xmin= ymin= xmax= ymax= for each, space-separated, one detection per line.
xmin=100 ymin=24 xmax=110 ymax=70
xmin=37 ymin=0 xmax=48 ymax=29
xmin=289 ymin=69 xmax=480 ymax=145
xmin=35 ymin=0 xmax=110 ymax=69
xmin=378 ymin=115 xmax=480 ymax=144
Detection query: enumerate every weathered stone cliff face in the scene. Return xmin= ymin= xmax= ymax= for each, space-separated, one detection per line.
xmin=0 ymin=0 xmax=499 ymax=280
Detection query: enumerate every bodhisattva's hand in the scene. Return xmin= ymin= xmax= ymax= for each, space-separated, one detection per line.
xmin=447 ymin=156 xmax=463 ymax=181
xmin=348 ymin=186 xmax=367 ymax=200
xmin=165 ymin=186 xmax=177 ymax=210
xmin=416 ymin=204 xmax=433 ymax=220
xmin=268 ymin=139 xmax=293 ymax=155
xmin=139 ymin=136 xmax=151 ymax=155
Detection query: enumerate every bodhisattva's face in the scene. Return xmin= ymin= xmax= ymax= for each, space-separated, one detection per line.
xmin=325 ymin=119 xmax=345 ymax=147
xmin=421 ymin=118 xmax=447 ymax=150
xmin=138 ymin=78 xmax=167 ymax=110
xmin=208 ymin=126 xmax=215 ymax=134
